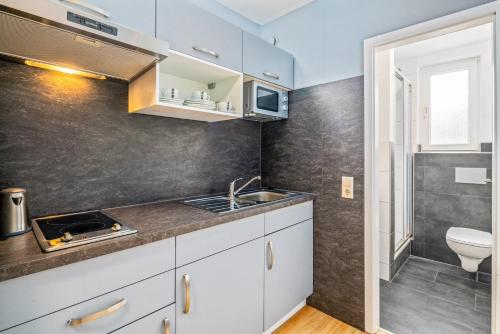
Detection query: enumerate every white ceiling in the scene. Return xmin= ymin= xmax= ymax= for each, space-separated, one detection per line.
xmin=216 ymin=0 xmax=315 ymax=25
xmin=395 ymin=23 xmax=492 ymax=61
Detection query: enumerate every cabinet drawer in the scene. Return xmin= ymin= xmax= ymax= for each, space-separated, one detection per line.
xmin=157 ymin=0 xmax=243 ymax=71
xmin=265 ymin=201 xmax=313 ymax=234
xmin=243 ymin=32 xmax=294 ymax=89
xmin=0 ymin=237 xmax=175 ymax=331
xmin=3 ymin=270 xmax=175 ymax=334
xmin=176 ymin=214 xmax=264 ymax=267
xmin=111 ymin=304 xmax=175 ymax=334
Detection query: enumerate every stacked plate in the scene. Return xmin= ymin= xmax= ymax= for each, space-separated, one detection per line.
xmin=184 ymin=99 xmax=216 ymax=111
xmin=160 ymin=96 xmax=184 ymax=105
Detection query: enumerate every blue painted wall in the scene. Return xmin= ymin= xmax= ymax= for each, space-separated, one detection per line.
xmin=187 ymin=0 xmax=261 ymax=35
xmin=260 ymin=0 xmax=493 ymax=89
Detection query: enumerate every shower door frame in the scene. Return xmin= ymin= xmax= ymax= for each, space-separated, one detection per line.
xmin=363 ymin=2 xmax=499 ymax=333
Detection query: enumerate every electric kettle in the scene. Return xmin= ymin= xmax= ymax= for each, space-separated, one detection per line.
xmin=0 ymin=188 xmax=31 ymax=237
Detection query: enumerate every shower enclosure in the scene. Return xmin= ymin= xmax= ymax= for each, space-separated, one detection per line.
xmin=393 ymin=71 xmax=413 ymax=253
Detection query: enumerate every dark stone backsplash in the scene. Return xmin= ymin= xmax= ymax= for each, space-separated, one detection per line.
xmin=262 ymin=76 xmax=365 ymax=329
xmin=0 ymin=60 xmax=261 ymax=216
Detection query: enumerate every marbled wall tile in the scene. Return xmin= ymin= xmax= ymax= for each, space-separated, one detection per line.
xmin=424 ymin=193 xmax=491 ymax=231
xmin=413 ymin=153 xmax=492 ymax=273
xmin=262 ymin=76 xmax=365 ymax=329
xmin=424 ymin=153 xmax=491 ymax=168
xmin=424 ymin=166 xmax=492 ymax=197
xmin=0 ymin=60 xmax=261 ymax=216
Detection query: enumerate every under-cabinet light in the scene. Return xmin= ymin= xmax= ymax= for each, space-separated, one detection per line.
xmin=24 ymin=60 xmax=107 ymax=80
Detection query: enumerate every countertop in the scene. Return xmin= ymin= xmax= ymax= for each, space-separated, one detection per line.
xmin=0 ymin=191 xmax=314 ymax=282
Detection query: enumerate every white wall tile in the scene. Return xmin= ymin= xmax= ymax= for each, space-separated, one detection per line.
xmin=380 ymin=262 xmax=390 ymax=281
xmin=379 ymin=231 xmax=391 ymax=264
xmin=379 ymin=201 xmax=391 ymax=233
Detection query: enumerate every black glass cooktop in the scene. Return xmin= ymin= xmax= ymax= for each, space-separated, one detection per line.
xmin=35 ymin=211 xmax=120 ymax=240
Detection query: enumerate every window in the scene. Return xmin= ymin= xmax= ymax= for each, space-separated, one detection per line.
xmin=420 ymin=58 xmax=479 ymax=151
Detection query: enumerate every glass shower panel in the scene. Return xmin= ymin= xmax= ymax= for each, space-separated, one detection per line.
xmin=394 ymin=73 xmax=413 ymax=253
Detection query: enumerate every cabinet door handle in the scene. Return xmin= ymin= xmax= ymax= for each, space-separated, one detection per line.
xmin=263 ymin=71 xmax=280 ymax=80
xmin=59 ymin=0 xmax=111 ymax=18
xmin=163 ymin=318 xmax=171 ymax=334
xmin=267 ymin=241 xmax=275 ymax=270
xmin=192 ymin=46 xmax=219 ymax=59
xmin=67 ymin=298 xmax=126 ymax=327
xmin=183 ymin=274 xmax=191 ymax=314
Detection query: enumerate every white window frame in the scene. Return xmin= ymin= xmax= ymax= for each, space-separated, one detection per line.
xmin=420 ymin=57 xmax=480 ymax=151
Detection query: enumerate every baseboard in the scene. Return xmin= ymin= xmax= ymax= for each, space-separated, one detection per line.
xmin=262 ymin=300 xmax=307 ymax=334
xmin=378 ymin=328 xmax=395 ymax=334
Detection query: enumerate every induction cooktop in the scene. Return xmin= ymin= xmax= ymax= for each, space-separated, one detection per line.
xmin=32 ymin=211 xmax=137 ymax=252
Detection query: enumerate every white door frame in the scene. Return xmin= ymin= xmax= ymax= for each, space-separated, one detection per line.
xmin=364 ymin=2 xmax=500 ymax=333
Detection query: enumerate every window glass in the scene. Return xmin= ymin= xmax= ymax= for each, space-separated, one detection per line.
xmin=429 ymin=70 xmax=469 ymax=145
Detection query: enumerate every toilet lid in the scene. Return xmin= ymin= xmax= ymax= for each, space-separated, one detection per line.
xmin=446 ymin=227 xmax=492 ymax=248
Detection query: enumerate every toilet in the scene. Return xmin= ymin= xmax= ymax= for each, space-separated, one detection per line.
xmin=446 ymin=227 xmax=492 ymax=272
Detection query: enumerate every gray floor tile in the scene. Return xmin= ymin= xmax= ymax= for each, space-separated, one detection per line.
xmin=381 ymin=257 xmax=491 ymax=334
xmin=392 ymin=270 xmax=475 ymax=308
xmin=475 ymin=294 xmax=491 ymax=315
xmin=436 ymin=272 xmax=491 ymax=297
xmin=395 ymin=262 xmax=437 ymax=282
xmin=412 ymin=315 xmax=473 ymax=334
xmin=423 ymin=296 xmax=491 ymax=333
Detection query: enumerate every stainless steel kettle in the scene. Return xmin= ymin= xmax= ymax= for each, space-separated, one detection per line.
xmin=0 ymin=188 xmax=31 ymax=237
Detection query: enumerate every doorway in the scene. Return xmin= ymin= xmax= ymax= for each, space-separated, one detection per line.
xmin=364 ymin=3 xmax=499 ymax=334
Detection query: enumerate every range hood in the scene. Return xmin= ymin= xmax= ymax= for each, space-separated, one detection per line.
xmin=0 ymin=0 xmax=169 ymax=81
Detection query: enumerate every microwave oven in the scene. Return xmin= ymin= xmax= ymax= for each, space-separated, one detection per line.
xmin=243 ymin=81 xmax=288 ymax=121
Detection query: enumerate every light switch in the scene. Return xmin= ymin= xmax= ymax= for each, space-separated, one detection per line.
xmin=342 ymin=176 xmax=354 ymax=199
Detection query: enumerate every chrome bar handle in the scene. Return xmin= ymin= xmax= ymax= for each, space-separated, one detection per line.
xmin=60 ymin=0 xmax=111 ymax=18
xmin=484 ymin=178 xmax=493 ymax=184
xmin=67 ymin=298 xmax=126 ymax=327
xmin=192 ymin=46 xmax=219 ymax=59
xmin=267 ymin=241 xmax=275 ymax=270
xmin=163 ymin=318 xmax=171 ymax=334
xmin=183 ymin=274 xmax=191 ymax=314
xmin=263 ymin=71 xmax=280 ymax=80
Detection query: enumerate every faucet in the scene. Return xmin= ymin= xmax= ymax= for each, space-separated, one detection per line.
xmin=228 ymin=176 xmax=261 ymax=201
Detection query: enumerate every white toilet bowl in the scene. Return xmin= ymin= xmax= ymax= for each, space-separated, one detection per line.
xmin=446 ymin=227 xmax=492 ymax=272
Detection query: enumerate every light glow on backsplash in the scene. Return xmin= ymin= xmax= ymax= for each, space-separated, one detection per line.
xmin=25 ymin=60 xmax=107 ymax=80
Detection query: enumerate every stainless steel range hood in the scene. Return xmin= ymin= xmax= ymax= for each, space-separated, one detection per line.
xmin=0 ymin=0 xmax=169 ymax=81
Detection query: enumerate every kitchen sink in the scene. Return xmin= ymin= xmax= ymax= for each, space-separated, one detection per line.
xmin=182 ymin=189 xmax=299 ymax=213
xmin=237 ymin=191 xmax=291 ymax=203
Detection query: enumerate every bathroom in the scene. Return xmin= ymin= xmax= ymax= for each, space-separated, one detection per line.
xmin=376 ymin=21 xmax=494 ymax=334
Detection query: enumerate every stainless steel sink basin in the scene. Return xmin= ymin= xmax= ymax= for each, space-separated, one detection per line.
xmin=237 ymin=191 xmax=291 ymax=202
xmin=182 ymin=189 xmax=299 ymax=213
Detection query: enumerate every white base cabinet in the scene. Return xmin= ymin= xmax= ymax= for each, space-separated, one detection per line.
xmin=112 ymin=304 xmax=175 ymax=334
xmin=176 ymin=238 xmax=265 ymax=334
xmin=0 ymin=201 xmax=313 ymax=334
xmin=264 ymin=219 xmax=314 ymax=331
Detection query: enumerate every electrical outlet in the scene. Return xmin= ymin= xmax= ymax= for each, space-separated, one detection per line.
xmin=342 ymin=176 xmax=354 ymax=199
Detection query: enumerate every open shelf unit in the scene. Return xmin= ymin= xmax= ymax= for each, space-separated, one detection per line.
xmin=129 ymin=50 xmax=243 ymax=122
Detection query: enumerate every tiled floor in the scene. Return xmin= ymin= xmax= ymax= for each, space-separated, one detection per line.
xmin=380 ymin=256 xmax=491 ymax=334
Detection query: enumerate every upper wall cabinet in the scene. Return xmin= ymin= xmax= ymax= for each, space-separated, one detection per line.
xmin=156 ymin=0 xmax=243 ymax=72
xmin=67 ymin=0 xmax=156 ymax=37
xmin=243 ymin=32 xmax=294 ymax=89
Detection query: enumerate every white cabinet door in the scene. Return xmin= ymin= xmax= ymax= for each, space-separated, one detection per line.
xmin=264 ymin=219 xmax=313 ymax=330
xmin=243 ymin=32 xmax=294 ymax=89
xmin=157 ymin=0 xmax=243 ymax=71
xmin=176 ymin=238 xmax=264 ymax=334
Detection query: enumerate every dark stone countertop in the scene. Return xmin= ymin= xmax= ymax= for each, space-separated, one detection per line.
xmin=0 ymin=192 xmax=314 ymax=282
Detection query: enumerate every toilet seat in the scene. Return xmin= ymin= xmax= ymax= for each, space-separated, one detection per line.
xmin=446 ymin=227 xmax=492 ymax=248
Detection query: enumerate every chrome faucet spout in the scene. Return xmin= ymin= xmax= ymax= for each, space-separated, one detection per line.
xmin=228 ymin=176 xmax=261 ymax=201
